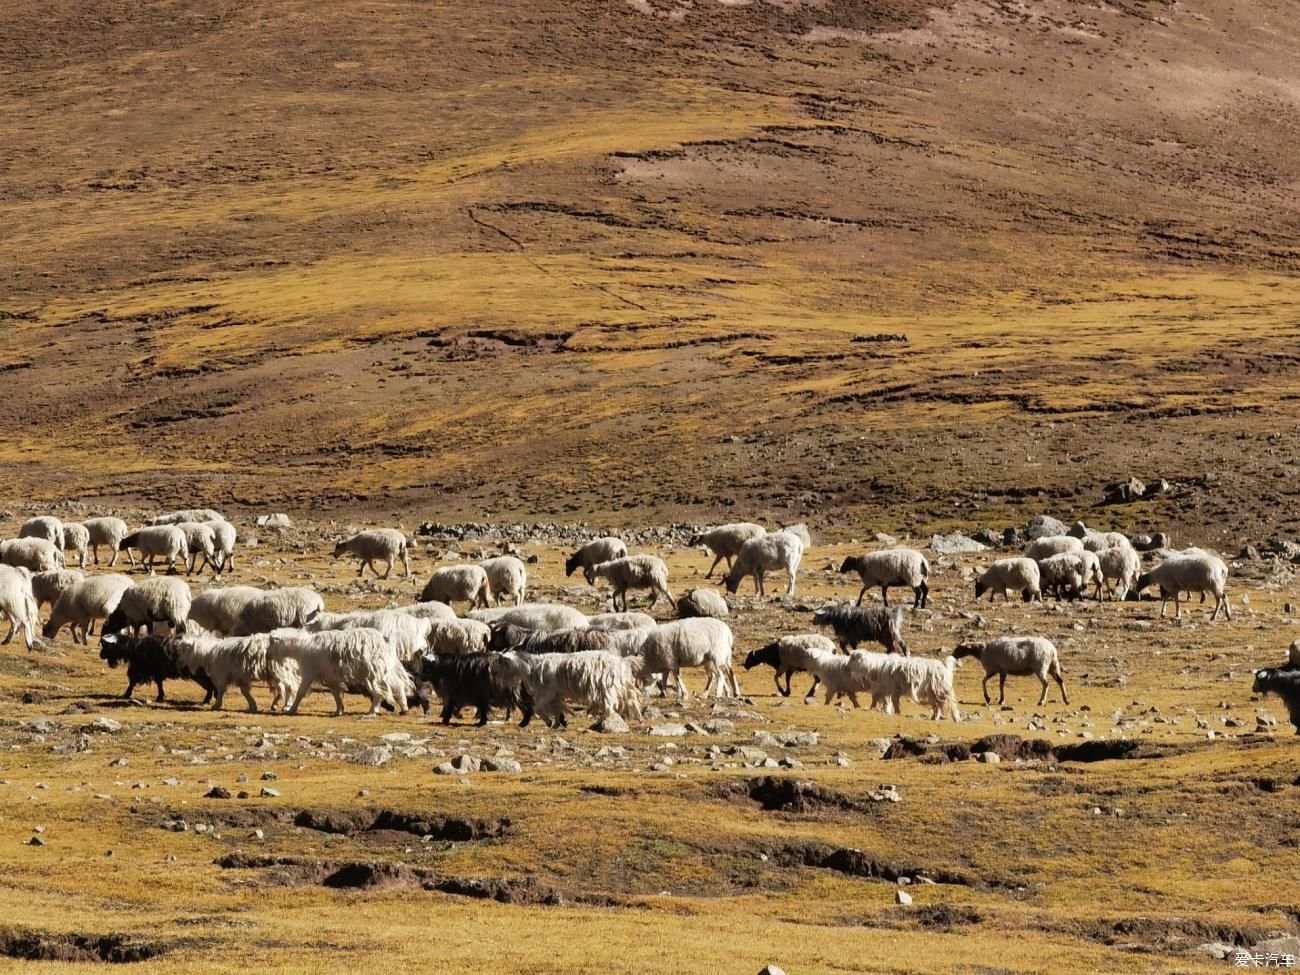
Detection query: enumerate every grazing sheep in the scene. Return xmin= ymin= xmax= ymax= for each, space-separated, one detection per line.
xmin=103 ymin=576 xmax=192 ymax=636
xmin=419 ymin=564 xmax=491 ymax=610
xmin=587 ymin=611 xmax=657 ymax=631
xmin=119 ymin=526 xmax=188 ymax=575
xmin=687 ymin=523 xmax=766 ymax=579
xmin=99 ymin=633 xmax=216 ymax=703
xmin=470 ymin=603 xmax=589 ymax=633
xmin=175 ymin=632 xmax=299 ymax=712
xmin=1134 ymin=554 xmax=1231 ymax=620
xmin=565 ymin=537 xmax=628 ymax=585
xmin=187 ymin=586 xmax=262 ymax=635
xmin=676 ymin=588 xmax=729 ymax=619
xmin=625 ymin=617 xmax=737 ymax=701
xmin=60 ymin=522 xmax=90 ymax=568
xmin=491 ymin=650 xmax=639 ymax=727
xmin=838 ymin=548 xmax=930 ymax=609
xmin=152 ymin=508 xmax=225 ymax=526
xmin=269 ymin=627 xmax=408 ymax=716
xmin=394 ymin=600 xmax=457 ymax=621
xmin=413 ymin=652 xmax=533 ymax=725
xmin=43 ymin=574 xmax=135 ymax=644
xmin=204 ymin=519 xmax=238 ymax=573
xmin=953 ymin=636 xmax=1068 ymax=706
xmin=1076 ymin=548 xmax=1105 ymax=600
xmin=84 ymin=516 xmax=132 ymax=567
xmin=31 ymin=569 xmax=84 ymax=614
xmin=228 ymin=587 xmax=325 ymax=636
xmin=174 ymin=522 xmax=218 ymax=575
xmin=723 ymin=530 xmax=804 ymax=598
xmin=0 ymin=565 xmax=40 ymax=651
xmin=0 ymin=537 xmax=63 ymax=573
xmin=19 ymin=516 xmax=63 ymax=545
xmin=332 ymin=529 xmax=411 ymax=579
xmin=974 ymin=558 xmax=1042 ymax=603
xmin=1025 ymin=535 xmax=1084 ymax=560
xmin=590 ymin=555 xmax=674 ymax=612
xmin=1036 ymin=552 xmax=1088 ymax=601
xmin=425 ymin=618 xmax=493 ymax=655
xmin=743 ymin=633 xmax=837 ymax=698
xmin=1252 ymin=669 xmax=1300 ymax=734
xmin=1096 ymin=545 xmax=1142 ymax=600
xmin=481 ymin=555 xmax=527 ymax=606
xmin=812 ymin=603 xmax=909 ymax=655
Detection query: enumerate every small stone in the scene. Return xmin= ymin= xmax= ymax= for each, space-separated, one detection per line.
xmin=481 ymin=758 xmax=521 ymax=774
xmin=26 ymin=837 xmax=45 ymax=847
xmin=649 ymin=724 xmax=688 ymax=737
xmin=757 ymin=967 xmax=788 ymax=975
xmin=236 ymin=773 xmax=249 ymax=783
xmin=591 ymin=714 xmax=630 ymax=734
xmin=253 ymin=829 xmax=264 ymax=840
xmin=896 ymin=890 xmax=912 ymax=905
xmin=650 ymin=762 xmax=671 ymax=772
xmin=451 ymin=754 xmax=480 ymax=772
xmin=204 ymin=787 xmax=232 ymax=799
xmin=260 ymin=772 xmax=278 ymax=781
xmin=88 ymin=717 xmax=122 ymax=734
xmin=977 ymin=751 xmax=1001 ymax=764
xmin=433 ymin=762 xmax=457 ymax=775
xmin=703 ymin=718 xmax=735 ymax=735
xmin=237 ymin=791 xmax=250 ymax=799
xmin=109 ymin=758 xmax=128 ymax=767
xmin=350 ymin=746 xmax=392 ymax=767
xmin=259 ymin=787 xmax=280 ymax=798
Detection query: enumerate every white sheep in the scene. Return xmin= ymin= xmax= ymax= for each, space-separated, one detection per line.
xmin=723 ymin=529 xmax=803 ymax=598
xmin=31 ymin=569 xmax=84 ymax=613
xmin=565 ymin=537 xmax=628 ymax=585
xmin=425 ymin=617 xmax=492 ymax=655
xmin=1076 ymin=548 xmax=1105 ymax=600
xmin=174 ymin=522 xmax=218 ymax=575
xmin=83 ymin=517 xmax=132 ymax=567
xmin=176 ymin=632 xmax=299 ymax=712
xmin=469 ymin=603 xmax=589 ymax=632
xmin=152 ymin=508 xmax=225 ymax=526
xmin=876 ymin=655 xmax=961 ymax=720
xmin=838 ymin=548 xmax=930 ymax=608
xmin=270 ymin=627 xmax=409 ymax=716
xmin=19 ymin=516 xmax=63 ymax=545
xmin=393 ymin=600 xmax=457 ymax=621
xmin=1082 ymin=531 xmax=1132 ymax=553
xmin=42 ymin=574 xmax=135 ymax=644
xmin=0 ymin=537 xmax=63 ymax=573
xmin=60 ymin=522 xmax=90 ymax=568
xmin=954 ymin=636 xmax=1068 ymax=706
xmin=1096 ymin=545 xmax=1141 ymax=600
xmin=742 ymin=633 xmax=838 ymax=698
xmin=314 ymin=608 xmax=433 ymax=663
xmin=332 ymin=529 xmax=411 ymax=579
xmin=1025 ymin=535 xmax=1084 ymax=560
xmin=480 ymin=555 xmax=527 ymax=606
xmin=188 ymin=586 xmax=262 ymax=635
xmin=491 ymin=649 xmax=639 ymax=726
xmin=0 ymin=565 xmax=39 ymax=650
xmin=587 ymin=611 xmax=657 ymax=631
xmin=974 ymin=558 xmax=1042 ymax=603
xmin=1135 ymin=554 xmax=1231 ymax=620
xmin=590 ymin=555 xmax=674 ymax=612
xmin=204 ymin=519 xmax=238 ymax=573
xmin=105 ymin=576 xmax=192 ymax=635
xmin=801 ymin=647 xmax=886 ymax=708
xmin=419 ymin=564 xmax=491 ymax=610
xmin=687 ymin=523 xmax=766 ymax=579
xmin=624 ymin=617 xmax=736 ymax=701
xmin=228 ymin=587 xmax=325 ymax=636
xmin=119 ymin=526 xmax=188 ymax=575
xmin=1036 ymin=552 xmax=1089 ymax=601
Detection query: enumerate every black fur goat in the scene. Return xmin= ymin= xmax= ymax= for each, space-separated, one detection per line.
xmin=99 ymin=633 xmax=215 ymax=704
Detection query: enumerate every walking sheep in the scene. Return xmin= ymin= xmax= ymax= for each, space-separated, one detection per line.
xmin=1134 ymin=553 xmax=1231 ymax=621
xmin=60 ymin=522 xmax=90 ymax=568
xmin=102 ymin=576 xmax=192 ymax=636
xmin=425 ymin=618 xmax=493 ymax=655
xmin=687 ymin=523 xmax=766 ymax=579
xmin=812 ymin=603 xmax=909 ymax=655
xmin=1096 ymin=545 xmax=1141 ymax=600
xmin=42 ymin=575 xmax=135 ymax=644
xmin=481 ymin=555 xmax=527 ymax=606
xmin=84 ymin=517 xmax=132 ymax=567
xmin=838 ymin=548 xmax=930 ymax=608
xmin=743 ymin=633 xmax=837 ymax=698
xmin=188 ymin=586 xmax=263 ymax=635
xmin=99 ymin=633 xmax=216 ymax=703
xmin=491 ymin=650 xmax=639 ymax=727
xmin=590 ymin=555 xmax=674 ymax=612
xmin=0 ymin=565 xmax=40 ymax=651
xmin=205 ymin=519 xmax=238 ymax=573
xmin=419 ymin=565 xmax=491 ymax=610
xmin=1036 ymin=553 xmax=1088 ymax=601
xmin=1025 ymin=536 xmax=1083 ymax=561
xmin=174 ymin=522 xmax=219 ymax=575
xmin=625 ymin=617 xmax=737 ymax=701
xmin=19 ymin=516 xmax=63 ymax=546
xmin=332 ymin=529 xmax=411 ymax=579
xmin=228 ymin=587 xmax=325 ymax=636
xmin=953 ymin=636 xmax=1068 ymax=706
xmin=31 ymin=569 xmax=84 ymax=615
xmin=723 ymin=529 xmax=804 ymax=598
xmin=0 ymin=537 xmax=63 ymax=573
xmin=565 ymin=537 xmax=628 ymax=585
xmin=270 ymin=627 xmax=409 ymax=717
xmin=974 ymin=558 xmax=1042 ymax=603
xmin=875 ymin=655 xmax=961 ymax=721
xmin=119 ymin=526 xmax=188 ymax=575
xmin=176 ymin=632 xmax=299 ymax=712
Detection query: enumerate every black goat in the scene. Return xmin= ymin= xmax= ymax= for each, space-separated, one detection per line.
xmin=811 ymin=603 xmax=908 ymax=655
xmin=1253 ymin=668 xmax=1300 ymax=735
xmin=99 ymin=633 xmax=215 ymax=704
xmin=413 ymin=652 xmax=534 ymax=726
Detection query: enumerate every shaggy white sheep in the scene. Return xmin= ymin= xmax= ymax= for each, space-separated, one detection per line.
xmin=31 ymin=569 xmax=84 ymax=613
xmin=83 ymin=517 xmax=132 ymax=567
xmin=624 ymin=617 xmax=736 ymax=701
xmin=119 ymin=526 xmax=188 ymax=575
xmin=176 ymin=632 xmax=299 ymax=712
xmin=314 ymin=608 xmax=433 ymax=664
xmin=723 ymin=529 xmax=804 ymax=598
xmin=1036 ymin=552 xmax=1089 ymax=601
xmin=152 ymin=508 xmax=225 ymax=526
xmin=469 ymin=603 xmax=589 ymax=632
xmin=42 ymin=574 xmax=134 ymax=644
xmin=419 ymin=564 xmax=492 ymax=610
xmin=587 ymin=611 xmax=657 ymax=631
xmin=187 ymin=586 xmax=262 ymax=635
xmin=876 ymin=655 xmax=961 ymax=720
xmin=974 ymin=558 xmax=1042 ymax=603
xmin=800 ymin=647 xmax=888 ymax=708
xmin=565 ymin=537 xmax=628 ymax=585
xmin=0 ymin=537 xmax=64 ymax=573
xmin=174 ymin=522 xmax=218 ymax=575
xmin=104 ymin=576 xmax=192 ymax=635
xmin=838 ymin=548 xmax=930 ymax=608
xmin=480 ymin=555 xmax=527 ymax=606
xmin=954 ymin=636 xmax=1068 ymax=706
xmin=491 ymin=649 xmax=640 ymax=726
xmin=425 ymin=617 xmax=493 ymax=655
xmin=204 ymin=519 xmax=238 ymax=573
xmin=1095 ymin=545 xmax=1141 ymax=600
xmin=269 ymin=627 xmax=408 ymax=716
xmin=687 ymin=523 xmax=766 ymax=579
xmin=0 ymin=565 xmax=40 ymax=650
xmin=332 ymin=529 xmax=411 ymax=579
xmin=19 ymin=516 xmax=63 ymax=545
xmin=1135 ymin=554 xmax=1231 ymax=620
xmin=228 ymin=587 xmax=325 ymax=636
xmin=60 ymin=522 xmax=90 ymax=568
xmin=393 ymin=600 xmax=458 ymax=621
xmin=590 ymin=555 xmax=674 ymax=612
xmin=1025 ymin=535 xmax=1084 ymax=560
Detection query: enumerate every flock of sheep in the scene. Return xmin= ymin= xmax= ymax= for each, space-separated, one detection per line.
xmin=0 ymin=509 xmax=1294 ymax=733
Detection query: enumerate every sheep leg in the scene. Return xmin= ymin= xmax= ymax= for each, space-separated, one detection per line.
xmin=331 ymin=685 xmax=345 ymax=716
xmin=846 ymin=690 xmax=861 ymax=709
xmin=785 ymin=567 xmax=796 ymax=597
xmin=1220 ymin=592 xmax=1231 ymax=621
xmin=705 ymin=554 xmax=724 ymax=579
xmin=880 ymin=585 xmax=890 ymax=607
xmin=122 ymin=679 xmax=136 ymax=700
xmin=998 ymin=673 xmax=1007 ymax=706
xmin=803 ymin=675 xmax=821 ymax=702
xmin=1037 ymin=676 xmax=1049 ymax=706
xmin=401 ymin=550 xmax=411 ymax=578
xmin=728 ymin=666 xmax=740 ymax=698
xmin=856 ymin=584 xmax=869 ymax=606
xmin=92 ymin=545 xmax=100 ymax=566
xmin=890 ymin=693 xmax=902 ymax=715
xmin=366 ymin=690 xmax=383 ymax=716
xmin=239 ymin=681 xmax=258 ymax=713
xmin=211 ymin=681 xmax=227 ymax=711
xmin=1 ymin=620 xmax=13 ymax=645
xmin=981 ymin=674 xmax=992 ymax=705
xmin=381 ymin=559 xmax=393 ymax=580
xmin=675 ymin=670 xmax=690 ymax=703
xmin=1052 ymin=665 xmax=1069 ymax=705
xmin=775 ymin=671 xmax=790 ymax=697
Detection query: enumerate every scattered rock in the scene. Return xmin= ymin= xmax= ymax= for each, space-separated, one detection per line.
xmin=350 ymin=746 xmax=392 ymax=767
xmin=433 ymin=763 xmax=457 ymax=775
xmin=451 ymin=754 xmax=480 ymax=773
xmin=758 ymin=966 xmax=787 ymax=975
xmin=591 ymin=714 xmax=630 ymax=734
xmin=649 ymin=724 xmax=688 ymax=737
xmin=676 ymin=588 xmax=729 ymax=619
xmin=481 ymin=758 xmax=521 ymax=774
xmin=896 ymin=889 xmax=913 ymax=905
xmin=929 ymin=533 xmax=987 ymax=554
xmin=204 ymin=787 xmax=232 ymax=799
xmin=259 ymin=787 xmax=280 ymax=798
xmin=1132 ymin=532 xmax=1170 ymax=551
xmin=255 ymin=513 xmax=293 ymax=528
xmin=1103 ymin=476 xmax=1146 ymax=504
xmin=1025 ymin=515 xmax=1068 ymax=540
xmin=976 ymin=752 xmax=1001 ymax=764
xmin=87 ymin=717 xmax=122 ymax=734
